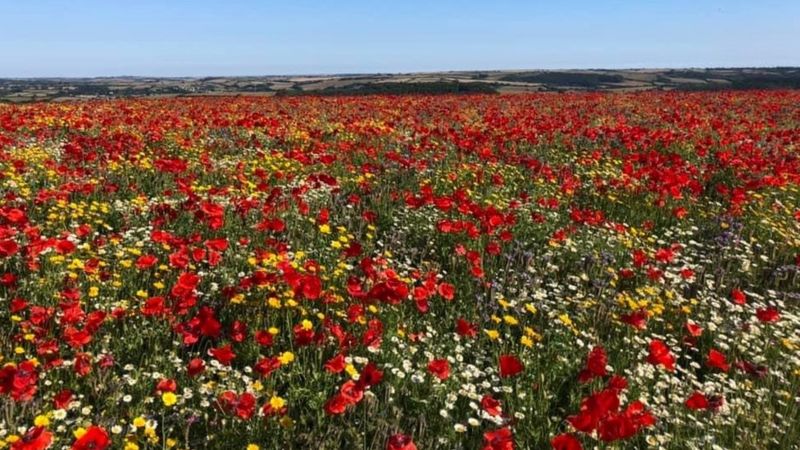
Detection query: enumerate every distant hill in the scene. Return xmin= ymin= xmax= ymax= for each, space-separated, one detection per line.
xmin=1 ymin=67 xmax=799 ymax=102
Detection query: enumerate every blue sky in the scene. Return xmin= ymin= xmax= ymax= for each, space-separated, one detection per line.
xmin=1 ymin=0 xmax=798 ymax=77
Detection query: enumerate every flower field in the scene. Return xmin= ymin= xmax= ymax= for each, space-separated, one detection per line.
xmin=0 ymin=91 xmax=799 ymax=450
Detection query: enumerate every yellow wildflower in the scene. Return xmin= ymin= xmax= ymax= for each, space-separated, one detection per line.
xmin=269 ymin=395 xmax=286 ymax=409
xmin=503 ymin=315 xmax=519 ymax=326
xmin=161 ymin=392 xmax=178 ymax=407
xmin=278 ymin=351 xmax=295 ymax=365
xmin=34 ymin=415 xmax=50 ymax=427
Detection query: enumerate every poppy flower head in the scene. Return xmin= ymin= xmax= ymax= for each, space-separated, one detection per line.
xmin=12 ymin=426 xmax=52 ymax=450
xmin=730 ymin=289 xmax=746 ymax=305
xmin=482 ymin=427 xmax=514 ymax=450
xmin=387 ymin=433 xmax=417 ymax=450
xmin=551 ymin=433 xmax=582 ymax=450
xmin=427 ymin=358 xmax=450 ymax=380
xmin=578 ymin=346 xmax=608 ymax=383
xmin=647 ymin=339 xmax=676 ymax=371
xmin=498 ymin=354 xmax=524 ymax=378
xmin=706 ymin=349 xmax=730 ymax=372
xmin=71 ymin=426 xmax=110 ymax=450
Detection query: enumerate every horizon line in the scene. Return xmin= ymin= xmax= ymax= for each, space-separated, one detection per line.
xmin=2 ymin=65 xmax=799 ymax=80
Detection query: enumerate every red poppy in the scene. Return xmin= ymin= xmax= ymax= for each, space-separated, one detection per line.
xmin=0 ymin=360 xmax=39 ymax=402
xmin=63 ymin=327 xmax=92 ymax=349
xmin=208 ymin=344 xmax=236 ymax=366
xmin=685 ymin=321 xmax=703 ymax=337
xmin=606 ymin=375 xmax=628 ymax=392
xmin=54 ymin=239 xmax=76 ymax=254
xmin=755 ymin=307 xmax=780 ymax=323
xmin=597 ymin=401 xmax=656 ymax=442
xmin=427 ymin=359 xmax=450 ymax=380
xmin=498 ymin=354 xmax=524 ymax=378
xmin=337 ymin=380 xmax=363 ymax=406
xmin=187 ymin=358 xmax=205 ymax=377
xmin=386 ymin=434 xmax=417 ymax=450
xmin=578 ymin=346 xmax=607 ymax=382
xmin=568 ymin=388 xmax=620 ymax=432
xmin=632 ymin=249 xmax=648 ymax=267
xmin=455 ymin=318 xmax=478 ymax=337
xmin=135 ymin=254 xmax=158 ymax=269
xmin=217 ymin=391 xmax=256 ymax=419
xmin=706 ymin=349 xmax=730 ymax=372
xmin=646 ymin=266 xmax=663 ymax=282
xmin=685 ymin=392 xmax=709 ymax=410
xmin=481 ymin=395 xmax=502 ymax=417
xmin=11 ymin=426 xmax=52 ymax=450
xmin=299 ymin=274 xmax=323 ymax=300
xmin=141 ymin=296 xmax=166 ymax=316
xmin=550 ymin=433 xmax=582 ymax=450
xmin=482 ymin=427 xmax=514 ymax=450
xmin=356 ymin=362 xmax=383 ymax=389
xmin=2 ymin=208 xmax=26 ymax=223
xmin=343 ymin=241 xmax=363 ymax=258
xmin=53 ymin=389 xmax=73 ymax=409
xmin=654 ymin=247 xmax=675 ymax=263
xmin=73 ymin=353 xmax=92 ymax=377
xmin=324 ymin=393 xmax=349 ymax=415
xmin=254 ymin=330 xmax=274 ymax=347
xmin=197 ymin=306 xmax=222 ymax=338
xmin=228 ymin=320 xmax=248 ymax=343
xmin=730 ymin=289 xmax=747 ymax=305
xmin=204 ymin=238 xmax=229 ymax=252
xmin=620 ymin=310 xmax=648 ymax=330
xmin=324 ymin=354 xmax=346 ymax=373
xmin=175 ymin=272 xmax=201 ymax=294
xmin=168 ymin=248 xmax=189 ymax=269
xmin=71 ymin=426 xmax=110 ymax=450
xmin=155 ymin=378 xmax=177 ymax=393
xmin=0 ymin=239 xmax=19 ymax=257
xmin=647 ymin=339 xmax=675 ymax=371
xmin=0 ymin=272 xmax=17 ymax=287
xmin=254 ymin=357 xmax=281 ymax=377
xmin=199 ymin=201 xmax=225 ymax=230
xmin=293 ymin=323 xmax=317 ymax=346
xmin=437 ymin=282 xmax=455 ymax=300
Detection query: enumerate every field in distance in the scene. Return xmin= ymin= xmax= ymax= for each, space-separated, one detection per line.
xmin=2 ymin=67 xmax=800 ymax=102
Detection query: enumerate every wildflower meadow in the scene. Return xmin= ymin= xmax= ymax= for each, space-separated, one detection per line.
xmin=0 ymin=91 xmax=799 ymax=449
